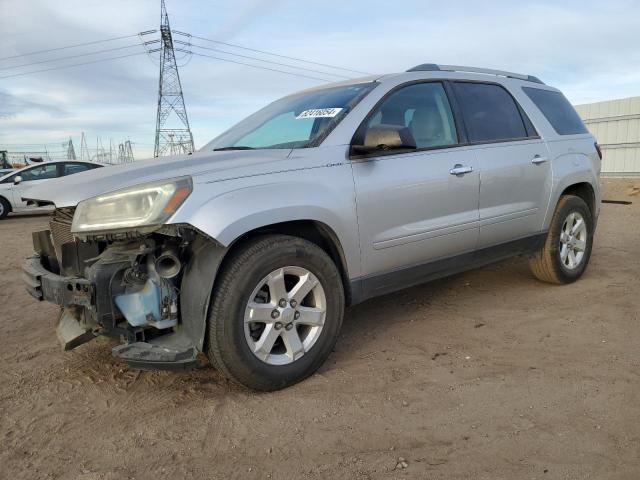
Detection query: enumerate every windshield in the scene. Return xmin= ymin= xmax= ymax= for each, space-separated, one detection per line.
xmin=203 ymin=82 xmax=377 ymax=151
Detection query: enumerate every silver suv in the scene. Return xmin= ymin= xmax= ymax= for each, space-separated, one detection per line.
xmin=23 ymin=64 xmax=601 ymax=390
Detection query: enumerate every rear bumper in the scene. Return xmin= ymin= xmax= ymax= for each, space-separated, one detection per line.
xmin=22 ymin=255 xmax=94 ymax=307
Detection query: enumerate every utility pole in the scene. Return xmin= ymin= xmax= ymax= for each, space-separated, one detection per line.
xmin=153 ymin=0 xmax=194 ymax=157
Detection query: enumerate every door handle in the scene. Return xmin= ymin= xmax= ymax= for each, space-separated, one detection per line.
xmin=531 ymin=155 xmax=549 ymax=164
xmin=449 ymin=164 xmax=473 ymax=175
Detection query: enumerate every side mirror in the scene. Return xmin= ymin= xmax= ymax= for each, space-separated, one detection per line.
xmin=13 ymin=175 xmax=23 ymax=185
xmin=351 ymin=124 xmax=417 ymax=156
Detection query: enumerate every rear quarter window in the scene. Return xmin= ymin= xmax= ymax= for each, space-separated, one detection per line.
xmin=522 ymin=87 xmax=588 ymax=135
xmin=63 ymin=163 xmax=98 ymax=176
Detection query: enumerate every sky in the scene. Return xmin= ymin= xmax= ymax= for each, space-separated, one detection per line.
xmin=1 ymin=0 xmax=639 ymax=159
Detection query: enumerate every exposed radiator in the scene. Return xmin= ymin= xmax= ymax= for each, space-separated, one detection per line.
xmin=49 ymin=207 xmax=76 ymax=260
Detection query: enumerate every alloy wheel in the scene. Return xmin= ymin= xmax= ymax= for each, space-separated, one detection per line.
xmin=559 ymin=211 xmax=587 ymax=270
xmin=244 ymin=266 xmax=327 ymax=365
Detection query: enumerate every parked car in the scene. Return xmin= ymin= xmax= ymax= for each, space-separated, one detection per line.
xmin=22 ymin=65 xmax=601 ymax=391
xmin=0 ymin=168 xmax=14 ymax=176
xmin=0 ymin=160 xmax=102 ymax=219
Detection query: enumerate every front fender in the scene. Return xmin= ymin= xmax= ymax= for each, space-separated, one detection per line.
xmin=172 ymin=164 xmax=361 ymax=279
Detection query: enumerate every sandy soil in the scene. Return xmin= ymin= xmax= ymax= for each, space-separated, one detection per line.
xmin=1 ymin=179 xmax=639 ymax=480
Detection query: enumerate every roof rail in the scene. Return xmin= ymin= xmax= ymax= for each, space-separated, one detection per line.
xmin=406 ymin=64 xmax=545 ymax=84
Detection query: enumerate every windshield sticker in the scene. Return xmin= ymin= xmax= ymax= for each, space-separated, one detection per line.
xmin=296 ymin=108 xmax=343 ymax=119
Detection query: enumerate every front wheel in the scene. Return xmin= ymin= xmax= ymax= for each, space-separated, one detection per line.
xmin=529 ymin=195 xmax=594 ymax=284
xmin=207 ymin=235 xmax=345 ymax=391
xmin=0 ymin=197 xmax=10 ymax=219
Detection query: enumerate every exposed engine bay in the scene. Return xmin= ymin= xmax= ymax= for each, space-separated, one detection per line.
xmin=23 ymin=207 xmax=226 ymax=370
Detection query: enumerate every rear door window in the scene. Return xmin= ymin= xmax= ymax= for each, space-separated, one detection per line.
xmin=453 ymin=82 xmax=529 ymax=143
xmin=522 ymin=87 xmax=588 ymax=135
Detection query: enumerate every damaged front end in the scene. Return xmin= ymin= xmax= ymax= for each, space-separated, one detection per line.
xmin=22 ymin=206 xmax=226 ymax=370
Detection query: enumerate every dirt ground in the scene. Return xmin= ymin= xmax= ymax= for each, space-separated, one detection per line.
xmin=1 ymin=179 xmax=639 ymax=480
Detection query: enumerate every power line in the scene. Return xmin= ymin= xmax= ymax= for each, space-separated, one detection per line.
xmin=6 ymin=150 xmax=68 ymax=153
xmin=182 ymin=50 xmax=335 ymax=82
xmin=0 ymin=43 xmax=154 ymax=71
xmin=178 ymin=40 xmax=351 ymax=79
xmin=0 ymin=51 xmax=149 ymax=79
xmin=0 ymin=31 xmax=369 ymax=83
xmin=139 ymin=32 xmax=162 ymax=66
xmin=175 ymin=31 xmax=371 ymax=76
xmin=0 ymin=33 xmax=152 ymax=62
xmin=0 ymin=143 xmax=69 ymax=146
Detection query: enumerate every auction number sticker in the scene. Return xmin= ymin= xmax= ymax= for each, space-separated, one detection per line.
xmin=296 ymin=108 xmax=343 ymax=119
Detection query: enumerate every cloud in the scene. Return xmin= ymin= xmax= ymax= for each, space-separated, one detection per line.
xmin=0 ymin=90 xmax=68 ymax=119
xmin=0 ymin=0 xmax=639 ymax=159
xmin=206 ymin=0 xmax=287 ymax=40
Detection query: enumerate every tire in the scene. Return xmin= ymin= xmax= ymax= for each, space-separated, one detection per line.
xmin=529 ymin=195 xmax=594 ymax=284
xmin=0 ymin=197 xmax=10 ymax=219
xmin=207 ymin=234 xmax=345 ymax=391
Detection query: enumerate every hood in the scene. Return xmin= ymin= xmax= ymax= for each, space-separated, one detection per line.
xmin=23 ymin=149 xmax=293 ymax=208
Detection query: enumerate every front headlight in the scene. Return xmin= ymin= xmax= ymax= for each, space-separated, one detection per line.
xmin=71 ymin=176 xmax=192 ymax=234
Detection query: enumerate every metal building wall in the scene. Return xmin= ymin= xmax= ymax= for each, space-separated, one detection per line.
xmin=574 ymin=96 xmax=640 ymax=176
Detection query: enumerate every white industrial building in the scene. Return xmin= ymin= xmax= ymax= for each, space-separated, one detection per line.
xmin=574 ymin=96 xmax=640 ymax=176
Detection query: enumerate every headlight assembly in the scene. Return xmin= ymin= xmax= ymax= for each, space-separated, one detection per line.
xmin=71 ymin=176 xmax=192 ymax=234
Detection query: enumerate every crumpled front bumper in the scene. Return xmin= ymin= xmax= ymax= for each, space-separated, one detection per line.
xmin=22 ymin=255 xmax=99 ymax=350
xmin=22 ymin=255 xmax=93 ymax=307
xmin=22 ymin=249 xmax=200 ymax=370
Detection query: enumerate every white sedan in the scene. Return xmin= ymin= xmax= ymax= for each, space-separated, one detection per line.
xmin=0 ymin=161 xmax=103 ymax=219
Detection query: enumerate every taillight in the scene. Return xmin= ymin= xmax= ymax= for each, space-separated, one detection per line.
xmin=594 ymin=142 xmax=603 ymax=160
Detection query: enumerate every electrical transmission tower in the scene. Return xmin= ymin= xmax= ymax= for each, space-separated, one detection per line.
xmin=65 ymin=138 xmax=77 ymax=160
xmin=118 ymin=140 xmax=135 ymax=163
xmin=125 ymin=140 xmax=134 ymax=162
xmin=80 ymin=132 xmax=90 ymax=161
xmin=153 ymin=0 xmax=194 ymax=157
xmin=96 ymin=137 xmax=104 ymax=162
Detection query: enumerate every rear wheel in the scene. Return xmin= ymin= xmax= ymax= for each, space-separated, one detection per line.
xmin=0 ymin=197 xmax=10 ymax=219
xmin=207 ymin=235 xmax=344 ymax=391
xmin=529 ymin=195 xmax=594 ymax=284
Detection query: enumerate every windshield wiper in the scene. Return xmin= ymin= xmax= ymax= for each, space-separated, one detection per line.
xmin=213 ymin=146 xmax=255 ymax=151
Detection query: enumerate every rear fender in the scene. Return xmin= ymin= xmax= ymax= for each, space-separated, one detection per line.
xmin=544 ymin=153 xmax=600 ymax=229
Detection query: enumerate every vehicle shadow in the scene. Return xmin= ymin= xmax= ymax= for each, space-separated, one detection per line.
xmin=326 ymin=257 xmax=533 ymax=370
